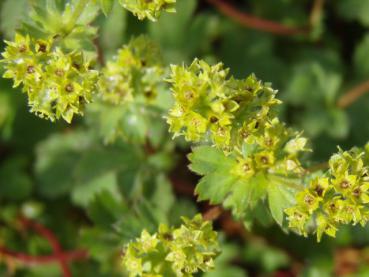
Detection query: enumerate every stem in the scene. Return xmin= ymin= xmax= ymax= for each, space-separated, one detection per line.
xmin=20 ymin=217 xmax=71 ymax=277
xmin=203 ymin=206 xmax=222 ymax=221
xmin=205 ymin=0 xmax=309 ymax=36
xmin=309 ymin=0 xmax=325 ymax=28
xmin=337 ymin=79 xmax=369 ymax=108
xmin=93 ymin=38 xmax=105 ymax=66
xmin=0 ymin=247 xmax=88 ymax=265
xmin=306 ymin=162 xmax=329 ymax=173
xmin=0 ymin=217 xmax=88 ymax=277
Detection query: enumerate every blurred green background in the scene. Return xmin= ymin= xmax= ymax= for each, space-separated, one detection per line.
xmin=2 ymin=0 xmax=369 ymax=276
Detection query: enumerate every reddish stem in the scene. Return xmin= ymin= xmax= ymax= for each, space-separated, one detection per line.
xmin=337 ymin=79 xmax=369 ymax=108
xmin=0 ymin=247 xmax=88 ymax=265
xmin=205 ymin=0 xmax=309 ymax=36
xmin=203 ymin=206 xmax=222 ymax=221
xmin=93 ymin=38 xmax=105 ymax=66
xmin=0 ymin=217 xmax=89 ymax=277
xmin=20 ymin=217 xmax=72 ymax=277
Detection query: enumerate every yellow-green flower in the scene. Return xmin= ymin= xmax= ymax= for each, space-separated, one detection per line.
xmin=295 ymin=189 xmax=320 ymax=214
xmin=119 ymin=0 xmax=176 ymax=21
xmin=254 ymin=151 xmax=275 ymax=169
xmin=285 ymin=207 xmax=309 ymax=236
xmin=231 ymin=157 xmax=255 ymax=179
xmin=316 ymin=214 xmax=337 ymax=242
xmin=98 ymin=36 xmax=164 ymax=106
xmin=122 ymin=215 xmax=219 ymax=276
xmin=1 ymin=33 xmax=98 ymax=123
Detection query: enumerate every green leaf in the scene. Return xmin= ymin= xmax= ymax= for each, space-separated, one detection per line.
xmin=300 ymin=109 xmax=329 ymax=138
xmin=0 ymin=157 xmax=32 ymax=200
xmin=87 ymin=190 xmax=126 ymax=228
xmin=223 ymin=175 xmax=268 ymax=218
xmin=243 ymin=240 xmax=290 ymax=273
xmin=148 ymin=0 xmax=197 ymax=62
xmin=74 ymin=145 xmax=139 ymax=185
xmin=190 ymin=146 xmax=268 ymax=220
xmin=100 ymin=0 xmax=126 ymax=54
xmin=196 ymin=173 xmax=238 ymax=204
xmin=189 ymin=146 xmax=236 ymax=175
xmin=267 ymin=180 xmax=296 ymax=226
xmin=284 ymin=62 xmax=341 ymax=107
xmin=80 ymin=227 xmax=121 ymax=270
xmin=99 ymin=0 xmax=114 ymax=16
xmin=150 ymin=175 xmax=175 ymax=216
xmin=0 ymin=0 xmax=29 ymax=39
xmin=75 ymin=0 xmax=100 ymax=25
xmin=35 ymin=131 xmax=93 ymax=198
xmin=354 ymin=33 xmax=369 ymax=78
xmin=336 ymin=0 xmax=369 ymax=27
xmin=72 ymin=172 xmax=120 ymax=207
xmin=326 ymin=108 xmax=349 ymax=139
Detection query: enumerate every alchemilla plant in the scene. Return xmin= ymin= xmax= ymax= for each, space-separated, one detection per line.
xmin=2 ymin=0 xmax=369 ymax=276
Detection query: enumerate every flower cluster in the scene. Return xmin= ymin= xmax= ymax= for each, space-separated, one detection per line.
xmin=98 ymin=35 xmax=165 ymax=105
xmin=168 ymin=59 xmax=307 ymax=178
xmin=89 ymin=36 xmax=168 ymax=144
xmin=167 ymin=59 xmax=280 ymax=146
xmin=122 ymin=214 xmax=220 ymax=276
xmin=1 ymin=33 xmax=98 ymax=123
xmin=119 ymin=0 xmax=176 ymax=21
xmin=285 ymin=144 xmax=369 ymax=241
xmin=230 ymin=118 xmax=308 ymax=179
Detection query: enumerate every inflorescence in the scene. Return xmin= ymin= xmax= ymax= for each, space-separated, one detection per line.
xmin=119 ymin=0 xmax=176 ymax=21
xmin=1 ymin=33 xmax=98 ymax=123
xmin=98 ymin=36 xmax=165 ymax=106
xmin=286 ymin=143 xmax=369 ymax=241
xmin=122 ymin=214 xmax=220 ymax=276
xmin=167 ymin=59 xmax=308 ymax=179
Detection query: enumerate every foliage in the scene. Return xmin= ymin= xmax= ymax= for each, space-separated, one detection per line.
xmin=1 ymin=0 xmax=369 ymax=276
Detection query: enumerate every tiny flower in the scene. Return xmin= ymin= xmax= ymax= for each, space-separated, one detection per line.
xmin=231 ymin=157 xmax=255 ymax=179
xmin=332 ymin=174 xmax=358 ymax=196
xmin=296 ymin=189 xmax=320 ymax=214
xmin=316 ymin=214 xmax=337 ymax=242
xmin=285 ymin=207 xmax=309 ymax=236
xmin=310 ymin=177 xmax=329 ymax=198
xmin=254 ymin=151 xmax=275 ymax=169
xmin=285 ymin=136 xmax=308 ymax=154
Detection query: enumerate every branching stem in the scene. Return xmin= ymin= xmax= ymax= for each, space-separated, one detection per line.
xmin=0 ymin=217 xmax=88 ymax=277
